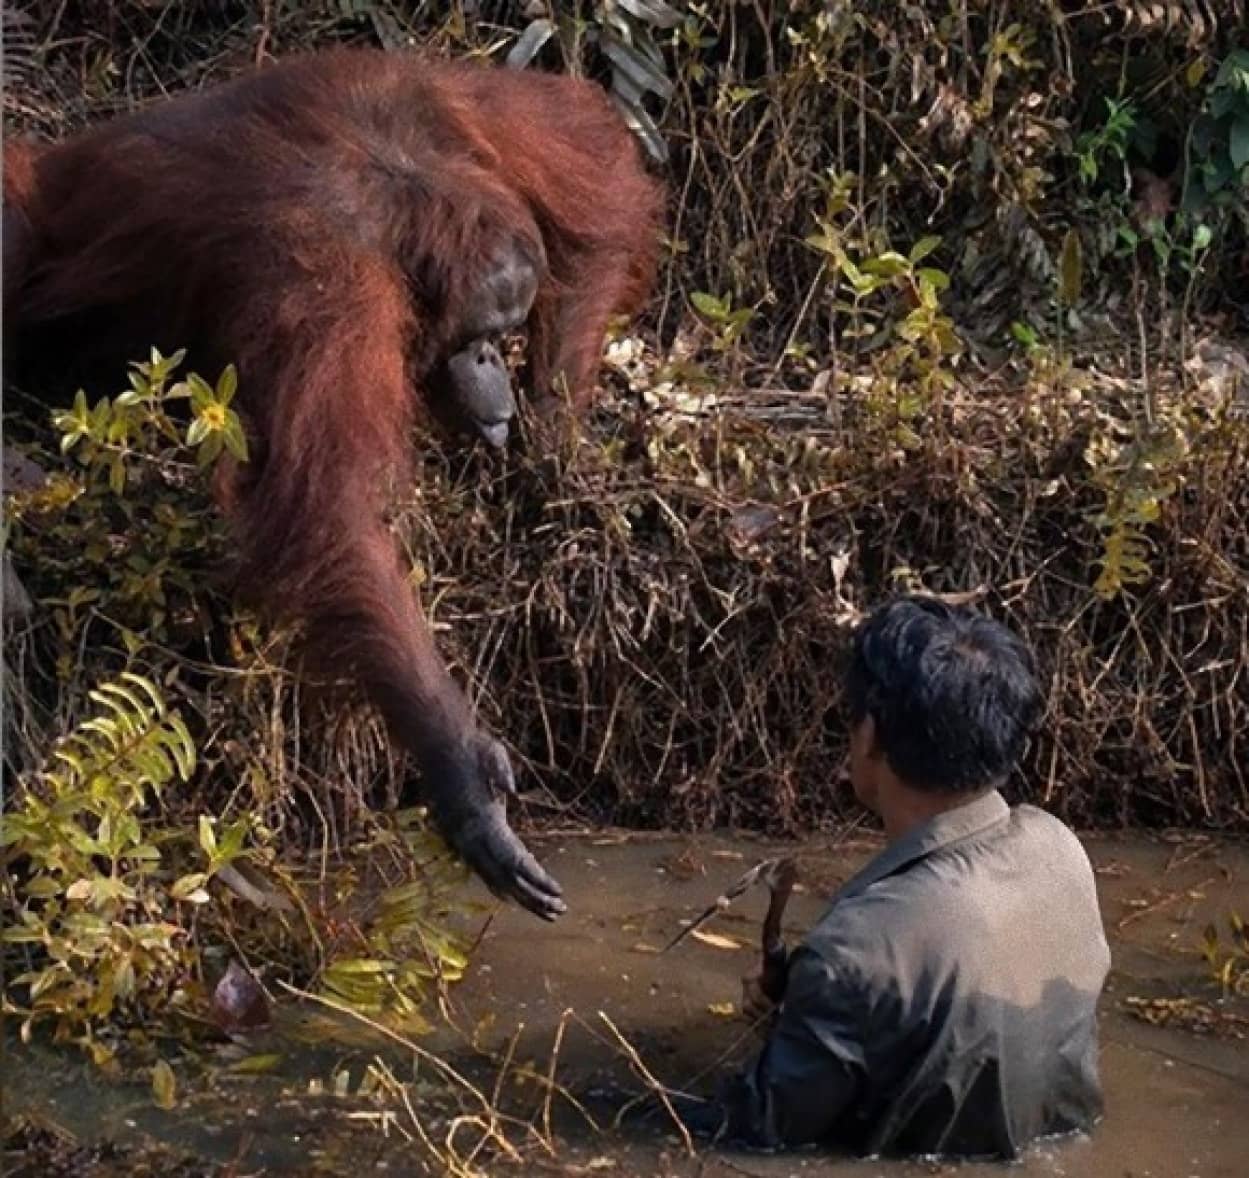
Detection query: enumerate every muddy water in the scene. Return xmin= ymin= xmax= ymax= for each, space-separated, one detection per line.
xmin=4 ymin=830 xmax=1248 ymax=1176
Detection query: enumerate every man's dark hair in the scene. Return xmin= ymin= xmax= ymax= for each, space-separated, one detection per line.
xmin=846 ymin=595 xmax=1043 ymax=793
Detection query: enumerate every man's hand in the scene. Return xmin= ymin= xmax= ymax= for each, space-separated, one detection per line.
xmin=740 ymin=971 xmax=779 ymax=1035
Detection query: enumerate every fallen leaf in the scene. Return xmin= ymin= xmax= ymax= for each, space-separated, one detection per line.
xmin=707 ymin=1002 xmax=736 ymax=1017
xmin=630 ymin=942 xmax=661 ymax=954
xmin=228 ymin=1052 xmax=284 ymax=1074
xmin=152 ymin=1059 xmax=177 ymax=1109
xmin=690 ymin=928 xmax=747 ymax=951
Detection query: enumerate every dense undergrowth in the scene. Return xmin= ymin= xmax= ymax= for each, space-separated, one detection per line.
xmin=2 ymin=0 xmax=1248 ymax=1072
xmin=2 ymin=352 xmax=478 ymax=1074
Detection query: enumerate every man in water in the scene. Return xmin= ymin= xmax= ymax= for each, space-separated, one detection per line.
xmin=688 ymin=595 xmax=1111 ymax=1159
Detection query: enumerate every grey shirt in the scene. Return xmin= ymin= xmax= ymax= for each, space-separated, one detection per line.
xmin=720 ymin=791 xmax=1111 ymax=1159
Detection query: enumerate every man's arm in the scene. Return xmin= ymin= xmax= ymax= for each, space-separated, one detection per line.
xmin=718 ymin=946 xmax=868 ymax=1148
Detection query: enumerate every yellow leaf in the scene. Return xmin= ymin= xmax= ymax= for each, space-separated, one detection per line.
xmin=707 ymin=1002 xmax=737 ymax=1017
xmin=152 ymin=1059 xmax=177 ymax=1110
xmin=690 ymin=928 xmax=747 ymax=951
xmin=229 ymin=1053 xmax=284 ymax=1074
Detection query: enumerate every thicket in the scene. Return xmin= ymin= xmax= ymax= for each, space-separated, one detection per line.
xmin=3 ymin=0 xmax=1248 ymax=1057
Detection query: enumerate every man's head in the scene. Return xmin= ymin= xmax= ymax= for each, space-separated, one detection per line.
xmin=844 ymin=595 xmax=1042 ymax=814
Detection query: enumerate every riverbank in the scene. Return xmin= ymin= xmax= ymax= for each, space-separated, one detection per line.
xmin=5 ymin=827 xmax=1246 ymax=1176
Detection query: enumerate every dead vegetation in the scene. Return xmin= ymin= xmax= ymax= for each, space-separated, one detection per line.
xmin=1 ymin=6 xmax=1248 ymax=1136
xmin=4 ymin=3 xmax=1248 ymax=835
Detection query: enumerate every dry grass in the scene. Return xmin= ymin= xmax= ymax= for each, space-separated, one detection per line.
xmin=394 ymin=345 xmax=1248 ymax=835
xmin=3 ymin=1 xmax=1247 ymax=837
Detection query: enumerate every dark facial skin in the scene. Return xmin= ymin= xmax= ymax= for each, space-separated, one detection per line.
xmin=456 ymin=236 xmax=543 ymax=345
xmin=430 ymin=336 xmax=517 ymax=448
xmin=429 ymin=236 xmax=542 ymax=447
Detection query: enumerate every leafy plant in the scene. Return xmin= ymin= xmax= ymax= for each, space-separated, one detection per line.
xmin=1074 ymin=97 xmax=1139 ymax=187
xmin=1183 ymin=48 xmax=1249 ymax=214
xmin=0 ymin=673 xmax=198 ymax=1057
xmin=1085 ymin=412 xmax=1190 ymax=600
xmin=55 ymin=347 xmax=246 ymax=481
xmin=806 ymin=193 xmax=961 ymax=443
xmin=5 ymin=348 xmax=242 ymax=644
xmin=317 ymin=816 xmax=476 ymax=1033
xmin=3 ymin=348 xmax=483 ymax=1063
xmin=1201 ymin=912 xmax=1249 ymax=998
xmin=688 ymin=290 xmax=757 ymax=351
xmin=976 ymin=21 xmax=1043 ymax=121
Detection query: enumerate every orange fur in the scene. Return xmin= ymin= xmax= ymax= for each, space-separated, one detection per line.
xmin=4 ymin=47 xmax=665 ymax=799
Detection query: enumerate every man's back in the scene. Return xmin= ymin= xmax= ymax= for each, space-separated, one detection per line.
xmin=727 ymin=791 xmax=1111 ymax=1158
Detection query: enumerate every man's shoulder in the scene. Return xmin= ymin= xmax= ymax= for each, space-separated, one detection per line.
xmin=1007 ymin=802 xmax=1098 ymax=868
xmin=1010 ymin=800 xmax=1081 ymax=837
xmin=799 ymin=802 xmax=1102 ymax=979
xmin=800 ymin=883 xmax=921 ymax=977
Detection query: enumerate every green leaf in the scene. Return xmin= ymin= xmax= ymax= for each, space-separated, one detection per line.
xmin=690 ymin=291 xmax=728 ymax=320
xmin=1229 ymin=118 xmax=1249 ymax=172
xmin=917 ymin=267 xmax=951 ymax=292
xmin=120 ymin=672 xmax=165 ymax=716
xmin=23 ymin=875 xmax=64 ymax=899
xmin=216 ymin=364 xmax=239 ymax=406
xmin=908 ymin=235 xmax=942 ymax=264
xmin=186 ymin=417 xmax=209 ymax=447
xmin=90 ymin=398 xmax=111 ymax=433
xmin=164 ymin=714 xmax=197 ymax=779
xmin=838 ymin=256 xmax=872 ymax=290
xmin=325 ymin=958 xmax=395 ymax=975
xmin=229 ymin=1053 xmax=284 ymax=1074
xmin=187 ymin=373 xmax=213 ymax=414
xmin=196 ymin=433 xmax=224 ymax=468
xmin=222 ymin=419 xmax=250 ymax=463
xmin=216 ymin=818 xmax=249 ymax=864
xmin=860 ymin=251 xmax=909 ymax=278
xmin=805 ymin=233 xmax=843 ymax=259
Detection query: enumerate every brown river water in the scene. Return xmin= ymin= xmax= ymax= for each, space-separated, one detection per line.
xmin=3 ymin=829 xmax=1247 ymax=1176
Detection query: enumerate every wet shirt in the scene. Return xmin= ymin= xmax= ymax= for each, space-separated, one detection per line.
xmin=720 ymin=791 xmax=1111 ymax=1159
